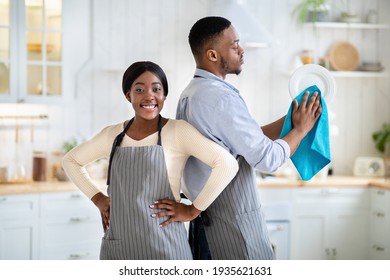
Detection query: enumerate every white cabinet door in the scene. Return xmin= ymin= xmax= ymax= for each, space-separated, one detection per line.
xmin=39 ymin=191 xmax=102 ymax=260
xmin=290 ymin=203 xmax=329 ymax=260
xmin=0 ymin=194 xmax=39 ymax=260
xmin=331 ymin=206 xmax=369 ymax=260
xmin=0 ymin=0 xmax=63 ymax=103
xmin=290 ymin=187 xmax=370 ymax=260
xmin=0 ymin=219 xmax=38 ymax=260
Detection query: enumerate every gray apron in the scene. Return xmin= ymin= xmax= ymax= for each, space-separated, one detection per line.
xmin=100 ymin=116 xmax=192 ymax=260
xmin=203 ymin=156 xmax=273 ymax=259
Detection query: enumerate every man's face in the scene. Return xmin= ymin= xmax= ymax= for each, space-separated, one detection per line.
xmin=214 ymin=26 xmax=245 ymax=76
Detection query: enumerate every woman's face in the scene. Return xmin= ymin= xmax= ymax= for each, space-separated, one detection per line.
xmin=127 ymin=71 xmax=166 ymax=121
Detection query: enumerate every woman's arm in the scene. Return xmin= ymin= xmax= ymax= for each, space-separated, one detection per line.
xmin=62 ymin=124 xmax=121 ymax=231
xmin=152 ymin=120 xmax=238 ymax=227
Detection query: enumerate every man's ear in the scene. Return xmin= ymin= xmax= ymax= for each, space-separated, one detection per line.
xmin=206 ymin=49 xmax=218 ymax=62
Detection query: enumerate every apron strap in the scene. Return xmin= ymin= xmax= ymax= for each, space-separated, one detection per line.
xmin=106 ymin=115 xmax=163 ymax=185
xmin=157 ymin=114 xmax=162 ymax=146
xmin=106 ymin=119 xmax=133 ymax=185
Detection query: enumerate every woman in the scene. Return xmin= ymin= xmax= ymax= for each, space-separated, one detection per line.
xmin=62 ymin=61 xmax=238 ymax=260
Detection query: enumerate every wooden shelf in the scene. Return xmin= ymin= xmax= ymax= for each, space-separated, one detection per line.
xmin=329 ymin=71 xmax=388 ymax=78
xmin=304 ymin=22 xmax=390 ymax=29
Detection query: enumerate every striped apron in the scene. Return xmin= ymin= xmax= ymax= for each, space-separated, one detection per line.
xmin=203 ymin=156 xmax=273 ymax=260
xmin=100 ymin=116 xmax=193 ymax=260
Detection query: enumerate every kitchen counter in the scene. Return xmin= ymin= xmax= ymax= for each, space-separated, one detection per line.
xmin=0 ymin=179 xmax=106 ymax=196
xmin=1 ymin=176 xmax=390 ymax=196
xmin=256 ymin=176 xmax=390 ymax=190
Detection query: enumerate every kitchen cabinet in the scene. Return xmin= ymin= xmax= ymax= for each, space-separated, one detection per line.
xmin=0 ymin=194 xmax=39 ymax=260
xmin=290 ymin=187 xmax=370 ymax=260
xmin=0 ymin=189 xmax=102 ymax=260
xmin=257 ymin=187 xmax=293 ymax=260
xmin=0 ymin=0 xmax=63 ymax=103
xmin=369 ymin=188 xmax=390 ymax=259
xmin=39 ymin=191 xmax=102 ymax=260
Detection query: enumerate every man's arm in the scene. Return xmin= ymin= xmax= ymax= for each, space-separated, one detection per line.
xmin=261 ymin=116 xmax=286 ymax=141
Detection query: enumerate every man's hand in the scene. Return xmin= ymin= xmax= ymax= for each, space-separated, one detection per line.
xmin=292 ymin=91 xmax=322 ymax=135
xmin=282 ymin=91 xmax=322 ymax=156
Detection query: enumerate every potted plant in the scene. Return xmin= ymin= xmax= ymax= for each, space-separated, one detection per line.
xmin=292 ymin=0 xmax=330 ymax=25
xmin=372 ymin=123 xmax=390 ymax=155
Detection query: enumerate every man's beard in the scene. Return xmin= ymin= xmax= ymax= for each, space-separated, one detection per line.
xmin=220 ymin=56 xmax=242 ymax=75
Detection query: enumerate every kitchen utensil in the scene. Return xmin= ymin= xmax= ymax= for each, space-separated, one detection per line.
xmin=353 ymin=157 xmax=385 ymax=177
xmin=329 ymin=42 xmax=359 ymax=71
xmin=13 ymin=124 xmax=27 ymax=182
xmin=289 ymin=64 xmax=336 ymax=102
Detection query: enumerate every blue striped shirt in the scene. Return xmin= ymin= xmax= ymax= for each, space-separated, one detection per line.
xmin=176 ymin=69 xmax=290 ymax=201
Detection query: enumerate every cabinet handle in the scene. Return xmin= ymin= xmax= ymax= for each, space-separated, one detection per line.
xmin=332 ymin=248 xmax=337 ymax=256
xmin=69 ymin=253 xmax=90 ymax=259
xmin=377 ymin=190 xmax=386 ymax=196
xmin=70 ymin=193 xmax=82 ymax=199
xmin=69 ymin=217 xmax=90 ymax=223
xmin=0 ymin=197 xmax=7 ymax=202
xmin=372 ymin=245 xmax=385 ymax=251
xmin=267 ymin=224 xmax=285 ymax=232
xmin=372 ymin=211 xmax=386 ymax=218
xmin=321 ymin=188 xmax=339 ymax=195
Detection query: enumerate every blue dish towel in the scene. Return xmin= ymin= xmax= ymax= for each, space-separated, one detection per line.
xmin=280 ymin=85 xmax=331 ymax=181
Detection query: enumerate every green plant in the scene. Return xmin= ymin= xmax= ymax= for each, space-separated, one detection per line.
xmin=372 ymin=123 xmax=390 ymax=153
xmin=62 ymin=138 xmax=78 ymax=153
xmin=292 ymin=0 xmax=329 ymax=25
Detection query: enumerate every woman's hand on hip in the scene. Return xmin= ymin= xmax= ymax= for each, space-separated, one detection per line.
xmin=91 ymin=192 xmax=110 ymax=232
xmin=150 ymin=199 xmax=201 ymax=228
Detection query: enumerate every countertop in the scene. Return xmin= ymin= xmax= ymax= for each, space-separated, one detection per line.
xmin=1 ymin=176 xmax=390 ymax=196
xmin=0 ymin=179 xmax=105 ymax=196
xmin=256 ymin=176 xmax=390 ymax=189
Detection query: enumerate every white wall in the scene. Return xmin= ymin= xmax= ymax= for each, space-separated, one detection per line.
xmin=2 ymin=0 xmax=389 ymax=177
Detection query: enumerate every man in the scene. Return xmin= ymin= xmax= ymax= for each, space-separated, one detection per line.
xmin=176 ymin=16 xmax=321 ymax=260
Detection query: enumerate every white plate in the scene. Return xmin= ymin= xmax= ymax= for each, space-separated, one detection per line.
xmin=289 ymin=64 xmax=336 ymax=102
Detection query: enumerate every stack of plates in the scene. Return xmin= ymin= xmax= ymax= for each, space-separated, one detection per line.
xmin=360 ymin=62 xmax=384 ymax=72
xmin=340 ymin=12 xmax=360 ymax=23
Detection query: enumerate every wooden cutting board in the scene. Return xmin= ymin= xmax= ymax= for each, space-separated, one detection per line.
xmin=329 ymin=42 xmax=359 ymax=71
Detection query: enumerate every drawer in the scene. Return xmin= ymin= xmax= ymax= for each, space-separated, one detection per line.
xmin=369 ymin=244 xmax=388 ymax=260
xmin=292 ymin=187 xmax=370 ymax=206
xmin=40 ymin=191 xmax=98 ymax=218
xmin=371 ymin=188 xmax=390 ymax=211
xmin=40 ymin=218 xmax=102 ymax=246
xmin=0 ymin=194 xmax=39 ymax=220
xmin=40 ymin=241 xmax=100 ymax=260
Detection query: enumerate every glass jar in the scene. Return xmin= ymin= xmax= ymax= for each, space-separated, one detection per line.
xmin=32 ymin=151 xmax=47 ymax=181
xmin=301 ymin=50 xmax=314 ymax=64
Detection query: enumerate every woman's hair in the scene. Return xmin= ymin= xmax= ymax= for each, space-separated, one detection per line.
xmin=122 ymin=61 xmax=168 ymax=96
xmin=188 ymin=16 xmax=231 ymax=58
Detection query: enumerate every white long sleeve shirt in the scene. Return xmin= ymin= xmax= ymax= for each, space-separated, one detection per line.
xmin=62 ymin=119 xmax=238 ymax=211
